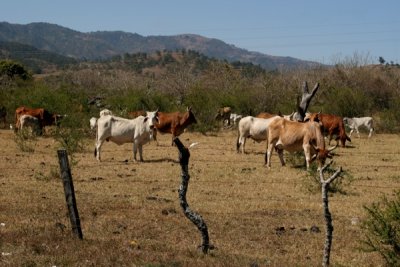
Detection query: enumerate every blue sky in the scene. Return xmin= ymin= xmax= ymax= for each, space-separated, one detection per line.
xmin=1 ymin=1 xmax=400 ymax=64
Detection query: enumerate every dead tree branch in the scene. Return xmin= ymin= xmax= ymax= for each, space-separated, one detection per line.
xmin=319 ymin=161 xmax=342 ymax=267
xmin=174 ymin=137 xmax=211 ymax=254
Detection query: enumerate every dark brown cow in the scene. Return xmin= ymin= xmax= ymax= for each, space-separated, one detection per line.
xmin=0 ymin=106 xmax=6 ymax=128
xmin=15 ymin=106 xmax=61 ymax=134
xmin=155 ymin=107 xmax=197 ymax=145
xmin=305 ymin=112 xmax=351 ymax=147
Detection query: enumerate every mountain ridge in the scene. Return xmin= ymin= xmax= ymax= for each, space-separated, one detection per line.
xmin=0 ymin=21 xmax=321 ymax=70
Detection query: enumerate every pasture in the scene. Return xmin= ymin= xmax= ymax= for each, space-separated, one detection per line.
xmin=1 ymin=128 xmax=399 ymax=266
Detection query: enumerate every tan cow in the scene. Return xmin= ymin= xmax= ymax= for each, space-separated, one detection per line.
xmin=266 ymin=117 xmax=336 ymax=170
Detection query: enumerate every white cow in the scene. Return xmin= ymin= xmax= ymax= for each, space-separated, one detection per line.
xmin=99 ymin=109 xmax=113 ymax=117
xmin=89 ymin=117 xmax=98 ymax=130
xmin=230 ymin=113 xmax=243 ymax=126
xmin=94 ymin=112 xmax=158 ymax=162
xmin=19 ymin=114 xmax=40 ymax=134
xmin=236 ymin=116 xmax=280 ymax=153
xmin=343 ymin=116 xmax=374 ymax=138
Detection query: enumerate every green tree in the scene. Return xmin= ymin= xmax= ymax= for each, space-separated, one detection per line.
xmin=0 ymin=60 xmax=31 ymax=80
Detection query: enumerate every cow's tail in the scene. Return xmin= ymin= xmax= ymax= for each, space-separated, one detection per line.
xmin=94 ymin=123 xmax=98 ymax=158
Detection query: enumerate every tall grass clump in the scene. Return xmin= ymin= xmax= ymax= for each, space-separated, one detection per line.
xmin=361 ymin=191 xmax=400 ymax=266
xmin=13 ymin=128 xmax=37 ymax=153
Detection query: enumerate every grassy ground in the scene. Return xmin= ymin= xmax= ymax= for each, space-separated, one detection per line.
xmin=1 ymin=128 xmax=399 ymax=266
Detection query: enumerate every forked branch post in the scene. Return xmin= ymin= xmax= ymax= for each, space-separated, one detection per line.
xmin=174 ymin=137 xmax=211 ymax=254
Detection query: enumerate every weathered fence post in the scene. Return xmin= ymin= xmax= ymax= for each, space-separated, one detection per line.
xmin=57 ymin=149 xmax=83 ymax=239
xmin=173 ymin=137 xmax=211 ymax=254
xmin=319 ymin=162 xmax=342 ymax=267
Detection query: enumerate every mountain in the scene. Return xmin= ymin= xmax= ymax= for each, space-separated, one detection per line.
xmin=0 ymin=41 xmax=77 ymax=73
xmin=0 ymin=22 xmax=320 ymax=70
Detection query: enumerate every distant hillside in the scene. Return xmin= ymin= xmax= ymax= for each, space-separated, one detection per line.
xmin=0 ymin=22 xmax=321 ymax=70
xmin=0 ymin=41 xmax=77 ymax=73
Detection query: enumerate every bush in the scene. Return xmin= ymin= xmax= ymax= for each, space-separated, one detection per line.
xmin=362 ymin=191 xmax=400 ymax=266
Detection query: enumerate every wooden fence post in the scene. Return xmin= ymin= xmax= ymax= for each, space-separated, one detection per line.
xmin=57 ymin=149 xmax=83 ymax=239
xmin=174 ymin=137 xmax=211 ymax=254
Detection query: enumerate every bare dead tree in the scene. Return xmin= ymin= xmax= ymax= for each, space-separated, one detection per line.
xmin=293 ymin=81 xmax=320 ymax=121
xmin=319 ymin=161 xmax=342 ymax=267
xmin=173 ymin=137 xmax=211 ymax=254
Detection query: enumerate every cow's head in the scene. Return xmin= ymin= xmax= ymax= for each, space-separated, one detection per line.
xmin=146 ymin=109 xmax=159 ymax=129
xmin=186 ymin=106 xmax=197 ymax=124
xmin=311 ymin=144 xmax=337 ymax=169
xmin=304 ymin=112 xmax=321 ymax=124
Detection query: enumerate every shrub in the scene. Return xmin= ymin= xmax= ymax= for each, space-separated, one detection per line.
xmin=361 ymin=191 xmax=400 ymax=266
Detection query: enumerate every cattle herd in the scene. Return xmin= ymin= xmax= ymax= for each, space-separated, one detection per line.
xmin=2 ymin=103 xmax=374 ymax=169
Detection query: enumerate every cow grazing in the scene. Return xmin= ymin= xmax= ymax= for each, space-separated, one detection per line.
xmin=15 ymin=106 xmax=62 ymax=134
xmin=99 ymin=109 xmax=113 ymax=117
xmin=94 ymin=112 xmax=159 ymax=162
xmin=236 ymin=116 xmax=279 ymax=153
xmin=155 ymin=107 xmax=197 ymax=145
xmin=230 ymin=113 xmax=243 ymax=126
xmin=266 ymin=117 xmax=336 ymax=170
xmin=89 ymin=117 xmax=98 ymax=130
xmin=305 ymin=113 xmax=351 ymax=147
xmin=343 ymin=116 xmax=374 ymax=138
xmin=19 ymin=114 xmax=40 ymax=134
xmin=215 ymin=107 xmax=232 ymax=126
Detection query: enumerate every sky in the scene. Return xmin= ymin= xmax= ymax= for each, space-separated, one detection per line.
xmin=1 ymin=1 xmax=400 ymax=64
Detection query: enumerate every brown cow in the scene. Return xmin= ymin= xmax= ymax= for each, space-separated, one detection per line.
xmin=266 ymin=116 xmax=336 ymax=170
xmin=127 ymin=110 xmax=146 ymax=119
xmin=215 ymin=107 xmax=232 ymax=126
xmin=155 ymin=107 xmax=197 ymax=145
xmin=256 ymin=112 xmax=278 ymax=119
xmin=305 ymin=112 xmax=351 ymax=147
xmin=15 ymin=106 xmax=62 ymax=134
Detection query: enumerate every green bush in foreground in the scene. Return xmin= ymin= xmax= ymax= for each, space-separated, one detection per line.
xmin=362 ymin=191 xmax=400 ymax=266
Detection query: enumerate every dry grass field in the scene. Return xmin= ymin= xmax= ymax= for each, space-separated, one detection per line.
xmin=1 ymin=128 xmax=400 ymax=266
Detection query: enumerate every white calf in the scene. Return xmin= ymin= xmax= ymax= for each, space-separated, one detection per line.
xmin=343 ymin=117 xmax=374 ymax=138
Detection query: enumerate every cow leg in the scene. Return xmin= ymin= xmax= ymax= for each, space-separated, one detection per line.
xmin=277 ymin=148 xmax=285 ymax=166
xmin=368 ymin=127 xmax=373 ymax=138
xmin=303 ymin=144 xmax=311 ymax=170
xmin=355 ymin=127 xmax=361 ymax=138
xmin=138 ymin=144 xmax=144 ymax=162
xmin=133 ymin=142 xmax=138 ymax=161
xmin=266 ymin=140 xmax=276 ymax=168
xmin=349 ymin=128 xmax=354 ymax=138
xmin=95 ymin=140 xmax=104 ymax=161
